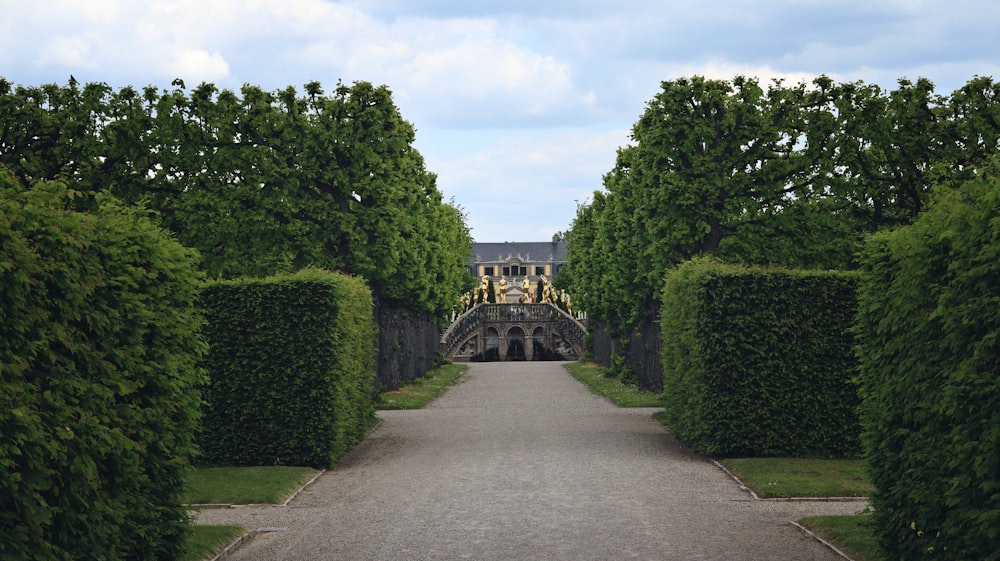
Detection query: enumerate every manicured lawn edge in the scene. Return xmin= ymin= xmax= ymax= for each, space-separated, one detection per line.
xmin=714 ymin=457 xmax=873 ymax=499
xmin=181 ymin=525 xmax=247 ymax=561
xmin=791 ymin=520 xmax=861 ymax=561
xmin=182 ymin=466 xmax=323 ymax=506
xmin=797 ymin=514 xmax=883 ymax=561
xmin=563 ymin=361 xmax=665 ymax=407
xmin=377 ymin=363 xmax=469 ymax=409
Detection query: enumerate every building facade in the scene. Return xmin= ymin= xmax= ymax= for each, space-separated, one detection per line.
xmin=469 ymin=241 xmax=567 ymax=282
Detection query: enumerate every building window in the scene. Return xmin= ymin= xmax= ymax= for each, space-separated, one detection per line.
xmin=503 ymin=266 xmax=510 ymax=276
xmin=535 ymin=266 xmax=545 ymax=275
xmin=484 ymin=266 xmax=494 ymax=276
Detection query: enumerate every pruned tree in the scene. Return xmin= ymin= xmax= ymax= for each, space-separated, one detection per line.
xmin=0 ymin=77 xmax=472 ymax=320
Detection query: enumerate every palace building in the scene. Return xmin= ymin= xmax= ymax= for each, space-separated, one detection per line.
xmin=444 ymin=241 xmax=583 ymax=362
xmin=469 ymin=241 xmax=568 ymax=281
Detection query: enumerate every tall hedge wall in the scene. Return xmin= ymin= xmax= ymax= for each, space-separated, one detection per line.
xmin=589 ymin=318 xmax=664 ymax=392
xmin=857 ymin=161 xmax=1000 ymax=561
xmin=1 ymin=174 xmax=206 ymax=561
xmin=374 ymin=299 xmax=440 ymax=391
xmin=199 ymin=269 xmax=375 ymax=468
xmin=660 ymin=259 xmax=860 ymax=457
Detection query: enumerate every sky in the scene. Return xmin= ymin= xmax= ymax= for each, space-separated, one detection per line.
xmin=2 ymin=1 xmax=998 ymax=242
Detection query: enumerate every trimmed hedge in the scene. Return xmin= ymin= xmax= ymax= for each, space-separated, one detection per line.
xmin=374 ymin=299 xmax=440 ymax=391
xmin=199 ymin=269 xmax=376 ymax=468
xmin=660 ymin=258 xmax=861 ymax=457
xmin=857 ymin=161 xmax=1000 ymax=561
xmin=1 ymin=173 xmax=206 ymax=561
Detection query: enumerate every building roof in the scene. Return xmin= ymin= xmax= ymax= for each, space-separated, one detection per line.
xmin=470 ymin=241 xmax=568 ymax=264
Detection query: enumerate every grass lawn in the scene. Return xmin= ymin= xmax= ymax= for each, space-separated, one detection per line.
xmin=563 ymin=361 xmax=665 ymax=407
xmin=799 ymin=514 xmax=884 ymax=561
xmin=719 ymin=457 xmax=873 ymax=498
xmin=378 ymin=363 xmax=468 ymax=409
xmin=181 ymin=525 xmax=245 ymax=561
xmin=181 ymin=466 xmax=320 ymax=505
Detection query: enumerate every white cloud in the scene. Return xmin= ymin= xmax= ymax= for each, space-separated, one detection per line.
xmin=396 ymin=39 xmax=579 ymax=123
xmin=4 ymin=0 xmax=998 ymax=242
xmin=292 ymin=16 xmax=593 ymax=127
xmin=426 ymin=128 xmax=628 ymax=241
xmin=158 ymin=49 xmax=232 ymax=83
xmin=665 ymin=60 xmax=827 ymax=88
xmin=37 ymin=35 xmax=99 ymax=69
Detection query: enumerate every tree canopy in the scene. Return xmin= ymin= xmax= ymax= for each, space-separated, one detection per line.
xmin=566 ymin=74 xmax=1000 ymax=338
xmin=0 ymin=77 xmax=472 ymax=319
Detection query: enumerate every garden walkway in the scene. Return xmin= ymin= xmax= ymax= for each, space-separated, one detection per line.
xmin=195 ymin=361 xmax=865 ymax=560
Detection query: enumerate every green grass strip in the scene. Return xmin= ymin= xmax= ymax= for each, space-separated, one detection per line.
xmin=563 ymin=361 xmax=665 ymax=407
xmin=181 ymin=525 xmax=245 ymax=561
xmin=720 ymin=457 xmax=873 ymax=498
xmin=799 ymin=514 xmax=884 ymax=561
xmin=182 ymin=466 xmax=320 ymax=505
xmin=377 ymin=363 xmax=468 ymax=409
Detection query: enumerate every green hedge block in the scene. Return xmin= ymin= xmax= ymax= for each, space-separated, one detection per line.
xmin=857 ymin=160 xmax=1000 ymax=561
xmin=1 ymin=173 xmax=206 ymax=561
xmin=199 ymin=269 xmax=375 ymax=469
xmin=661 ymin=258 xmax=861 ymax=458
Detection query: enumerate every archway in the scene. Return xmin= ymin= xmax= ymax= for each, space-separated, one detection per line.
xmin=506 ymin=327 xmax=526 ymax=361
xmin=439 ymin=303 xmax=587 ymax=362
xmin=482 ymin=327 xmax=500 ymax=361
xmin=532 ymin=326 xmax=546 ymax=360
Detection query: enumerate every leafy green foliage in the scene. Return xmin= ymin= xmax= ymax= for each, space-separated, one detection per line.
xmin=198 ymin=269 xmax=375 ymax=468
xmin=856 ymin=156 xmax=1000 ymax=561
xmin=566 ymin=75 xmax=1000 ymax=379
xmin=660 ymin=259 xmax=861 ymax=458
xmin=0 ymin=171 xmax=206 ymax=561
xmin=0 ymin=77 xmax=472 ymax=321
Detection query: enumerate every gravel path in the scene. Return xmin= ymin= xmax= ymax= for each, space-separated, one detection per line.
xmin=195 ymin=361 xmax=866 ymax=560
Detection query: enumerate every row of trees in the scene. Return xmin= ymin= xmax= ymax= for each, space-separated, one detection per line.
xmin=564 ymin=73 xmax=1000 ymax=559
xmin=1 ymin=77 xmax=473 ymax=558
xmin=565 ymin=75 xmax=1000 ymax=388
xmin=0 ymin=77 xmax=471 ymax=320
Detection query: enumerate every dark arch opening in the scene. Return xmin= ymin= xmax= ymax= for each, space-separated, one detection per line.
xmin=506 ymin=327 xmax=526 ymax=361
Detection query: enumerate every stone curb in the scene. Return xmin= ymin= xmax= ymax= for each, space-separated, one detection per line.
xmin=207 ymin=529 xmax=258 ymax=561
xmin=184 ymin=468 xmax=327 ymax=510
xmin=188 ymin=468 xmax=327 ymax=560
xmin=711 ymin=459 xmax=866 ymax=561
xmin=790 ymin=521 xmax=858 ymax=561
xmin=282 ymin=468 xmax=326 ymax=506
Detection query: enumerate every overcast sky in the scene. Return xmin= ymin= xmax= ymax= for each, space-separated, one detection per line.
xmin=3 ymin=1 xmax=998 ymax=241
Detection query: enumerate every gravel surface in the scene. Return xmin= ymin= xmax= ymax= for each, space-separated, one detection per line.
xmin=195 ymin=361 xmax=866 ymax=560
